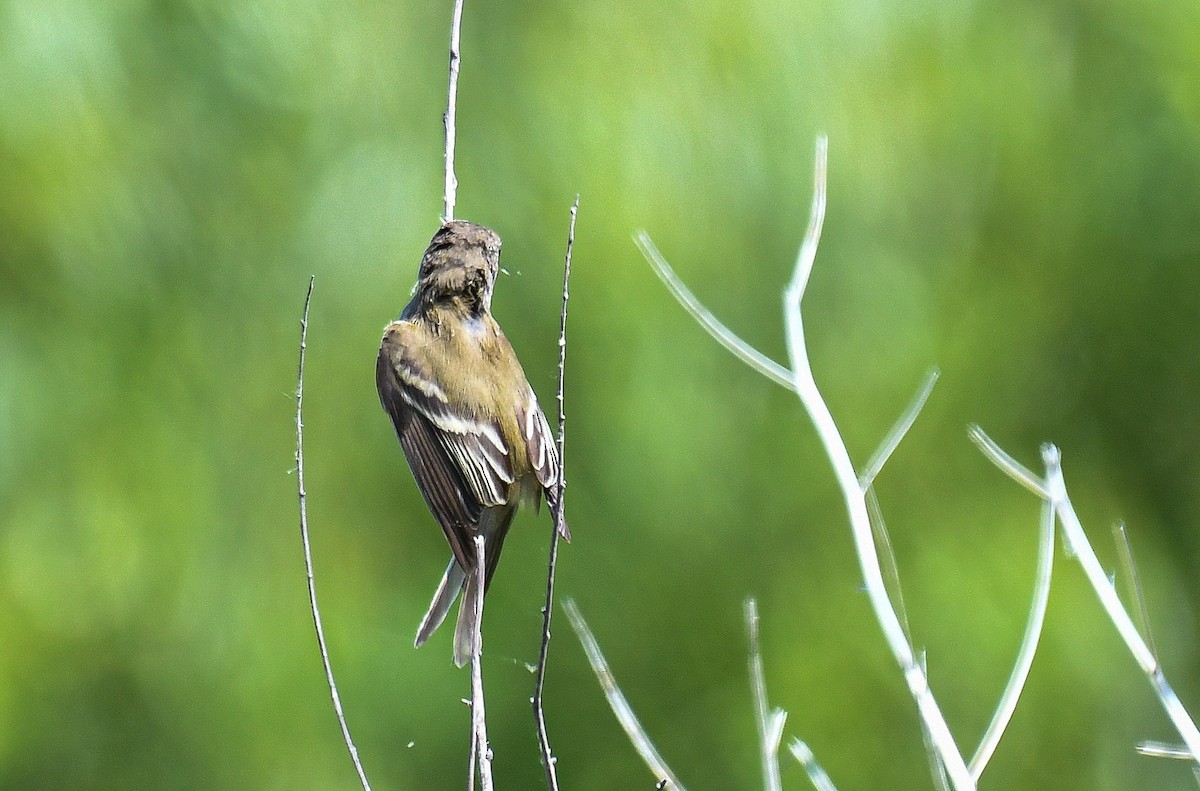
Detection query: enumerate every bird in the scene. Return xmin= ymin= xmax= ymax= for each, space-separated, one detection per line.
xmin=376 ymin=220 xmax=569 ymax=667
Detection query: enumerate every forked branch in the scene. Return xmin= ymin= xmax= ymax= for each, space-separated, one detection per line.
xmin=639 ymin=137 xmax=976 ymax=789
xmin=972 ymin=430 xmax=1200 ymax=768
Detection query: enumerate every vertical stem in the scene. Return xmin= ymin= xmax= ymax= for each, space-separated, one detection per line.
xmin=532 ymin=196 xmax=579 ymax=790
xmin=745 ymin=599 xmax=784 ymax=791
xmin=470 ymin=534 xmax=494 ymax=790
xmin=296 ymin=278 xmax=372 ymax=790
xmin=782 ymin=138 xmax=974 ymax=789
xmin=442 ymin=0 xmax=465 ymax=222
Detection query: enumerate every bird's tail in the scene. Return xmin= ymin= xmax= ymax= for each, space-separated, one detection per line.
xmin=421 ymin=506 xmax=518 ymax=667
xmin=415 ymin=558 xmax=465 ymax=648
xmin=414 ymin=556 xmax=488 ymax=667
xmin=453 ymin=571 xmax=480 ymax=668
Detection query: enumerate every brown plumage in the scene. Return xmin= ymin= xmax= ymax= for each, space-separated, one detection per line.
xmin=376 ymin=220 xmax=568 ymax=666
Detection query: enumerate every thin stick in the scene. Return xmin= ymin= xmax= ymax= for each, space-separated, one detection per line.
xmin=866 ymin=479 xmax=948 ymax=788
xmin=470 ymin=534 xmax=494 ymax=791
xmin=859 ymin=369 xmax=940 ymax=489
xmin=865 ymin=487 xmax=913 ymax=641
xmin=783 ymin=135 xmax=829 ymax=312
xmin=564 ymin=599 xmax=688 ymax=791
xmin=969 ymin=497 xmax=1055 ymax=777
xmin=974 ymin=433 xmax=1200 ymax=766
xmin=1039 ymin=445 xmax=1200 ymax=763
xmin=531 ymin=196 xmax=578 ymax=791
xmin=914 ymin=650 xmax=952 ymax=791
xmin=1112 ymin=521 xmax=1160 ymax=663
xmin=745 ymin=599 xmax=786 ymax=791
xmin=788 ymin=739 xmax=840 ymax=791
xmin=1137 ymin=741 xmax=1196 ymax=760
xmin=442 ymin=0 xmax=465 ymax=222
xmin=780 ymin=137 xmax=975 ymax=788
xmin=967 ymin=425 xmax=1049 ymax=500
xmin=295 ymin=277 xmax=372 ymax=791
xmin=640 ymin=136 xmax=973 ymax=787
xmin=467 ymin=717 xmax=477 ymax=791
xmin=637 ymin=231 xmax=796 ymax=392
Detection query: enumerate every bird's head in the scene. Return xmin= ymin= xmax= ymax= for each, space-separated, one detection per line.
xmin=416 ymin=220 xmax=502 ymax=312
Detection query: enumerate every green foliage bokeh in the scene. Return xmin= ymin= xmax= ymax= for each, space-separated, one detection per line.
xmin=2 ymin=0 xmax=1199 ymax=788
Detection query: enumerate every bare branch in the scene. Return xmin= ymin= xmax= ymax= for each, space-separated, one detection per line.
xmin=1039 ymin=444 xmax=1200 ymax=764
xmin=967 ymin=425 xmax=1049 ymax=500
xmin=745 ymin=599 xmax=785 ymax=791
xmin=295 ymin=277 xmax=372 ymax=791
xmin=914 ymin=652 xmax=952 ymax=791
xmin=532 ymin=196 xmax=579 ymax=791
xmin=470 ymin=534 xmax=494 ymax=791
xmin=563 ymin=599 xmax=688 ymax=791
xmin=867 ymin=486 xmax=947 ymax=790
xmin=970 ymin=498 xmax=1055 ymax=777
xmin=865 ymin=487 xmax=913 ymax=642
xmin=1137 ymin=741 xmax=1196 ymax=760
xmin=788 ymin=739 xmax=840 ymax=791
xmin=783 ymin=134 xmax=828 ymax=307
xmin=639 ymin=135 xmax=973 ymax=787
xmin=975 ymin=434 xmax=1200 ymax=767
xmin=778 ymin=138 xmax=975 ymax=788
xmin=637 ymin=231 xmax=796 ymax=391
xmin=1113 ymin=521 xmax=1160 ymax=664
xmin=442 ymin=0 xmax=465 ymax=222
xmin=859 ymin=369 xmax=939 ymax=489
xmin=868 ymin=485 xmax=948 ymax=791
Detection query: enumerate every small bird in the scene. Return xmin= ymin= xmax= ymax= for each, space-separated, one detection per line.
xmin=376 ymin=220 xmax=569 ymax=667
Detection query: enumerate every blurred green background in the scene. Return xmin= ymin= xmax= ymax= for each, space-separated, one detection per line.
xmin=2 ymin=0 xmax=1199 ymax=788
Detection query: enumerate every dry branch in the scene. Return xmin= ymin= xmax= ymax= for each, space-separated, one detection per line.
xmin=295 ymin=278 xmax=372 ymax=790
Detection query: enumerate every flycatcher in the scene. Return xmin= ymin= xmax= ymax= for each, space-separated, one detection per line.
xmin=376 ymin=220 xmax=569 ymax=667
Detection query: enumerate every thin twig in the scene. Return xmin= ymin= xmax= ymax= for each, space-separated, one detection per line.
xmin=532 ymin=196 xmax=579 ymax=791
xmin=745 ymin=599 xmax=785 ymax=791
xmin=967 ymin=426 xmax=1049 ymax=500
xmin=640 ymin=136 xmax=973 ymax=787
xmin=637 ymin=231 xmax=796 ymax=392
xmin=969 ymin=497 xmax=1055 ymax=777
xmin=974 ymin=434 xmax=1200 ymax=766
xmin=865 ymin=487 xmax=913 ymax=642
xmin=467 ymin=716 xmax=477 ymax=791
xmin=1112 ymin=521 xmax=1160 ymax=663
xmin=866 ymin=482 xmax=946 ymax=789
xmin=868 ymin=483 xmax=947 ymax=791
xmin=470 ymin=534 xmax=494 ymax=791
xmin=914 ymin=651 xmax=952 ymax=791
xmin=1039 ymin=444 xmax=1200 ymax=764
xmin=1137 ymin=741 xmax=1196 ymax=760
xmin=783 ymin=134 xmax=828 ymax=307
xmin=859 ymin=369 xmax=940 ymax=489
xmin=442 ymin=0 xmax=465 ymax=222
xmin=295 ymin=277 xmax=372 ymax=791
xmin=564 ymin=599 xmax=688 ymax=791
xmin=778 ymin=137 xmax=975 ymax=788
xmin=788 ymin=739 xmax=840 ymax=791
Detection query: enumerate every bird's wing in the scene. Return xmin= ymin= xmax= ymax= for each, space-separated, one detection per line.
xmin=516 ymin=386 xmax=570 ymax=540
xmin=377 ymin=324 xmax=515 ymax=567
